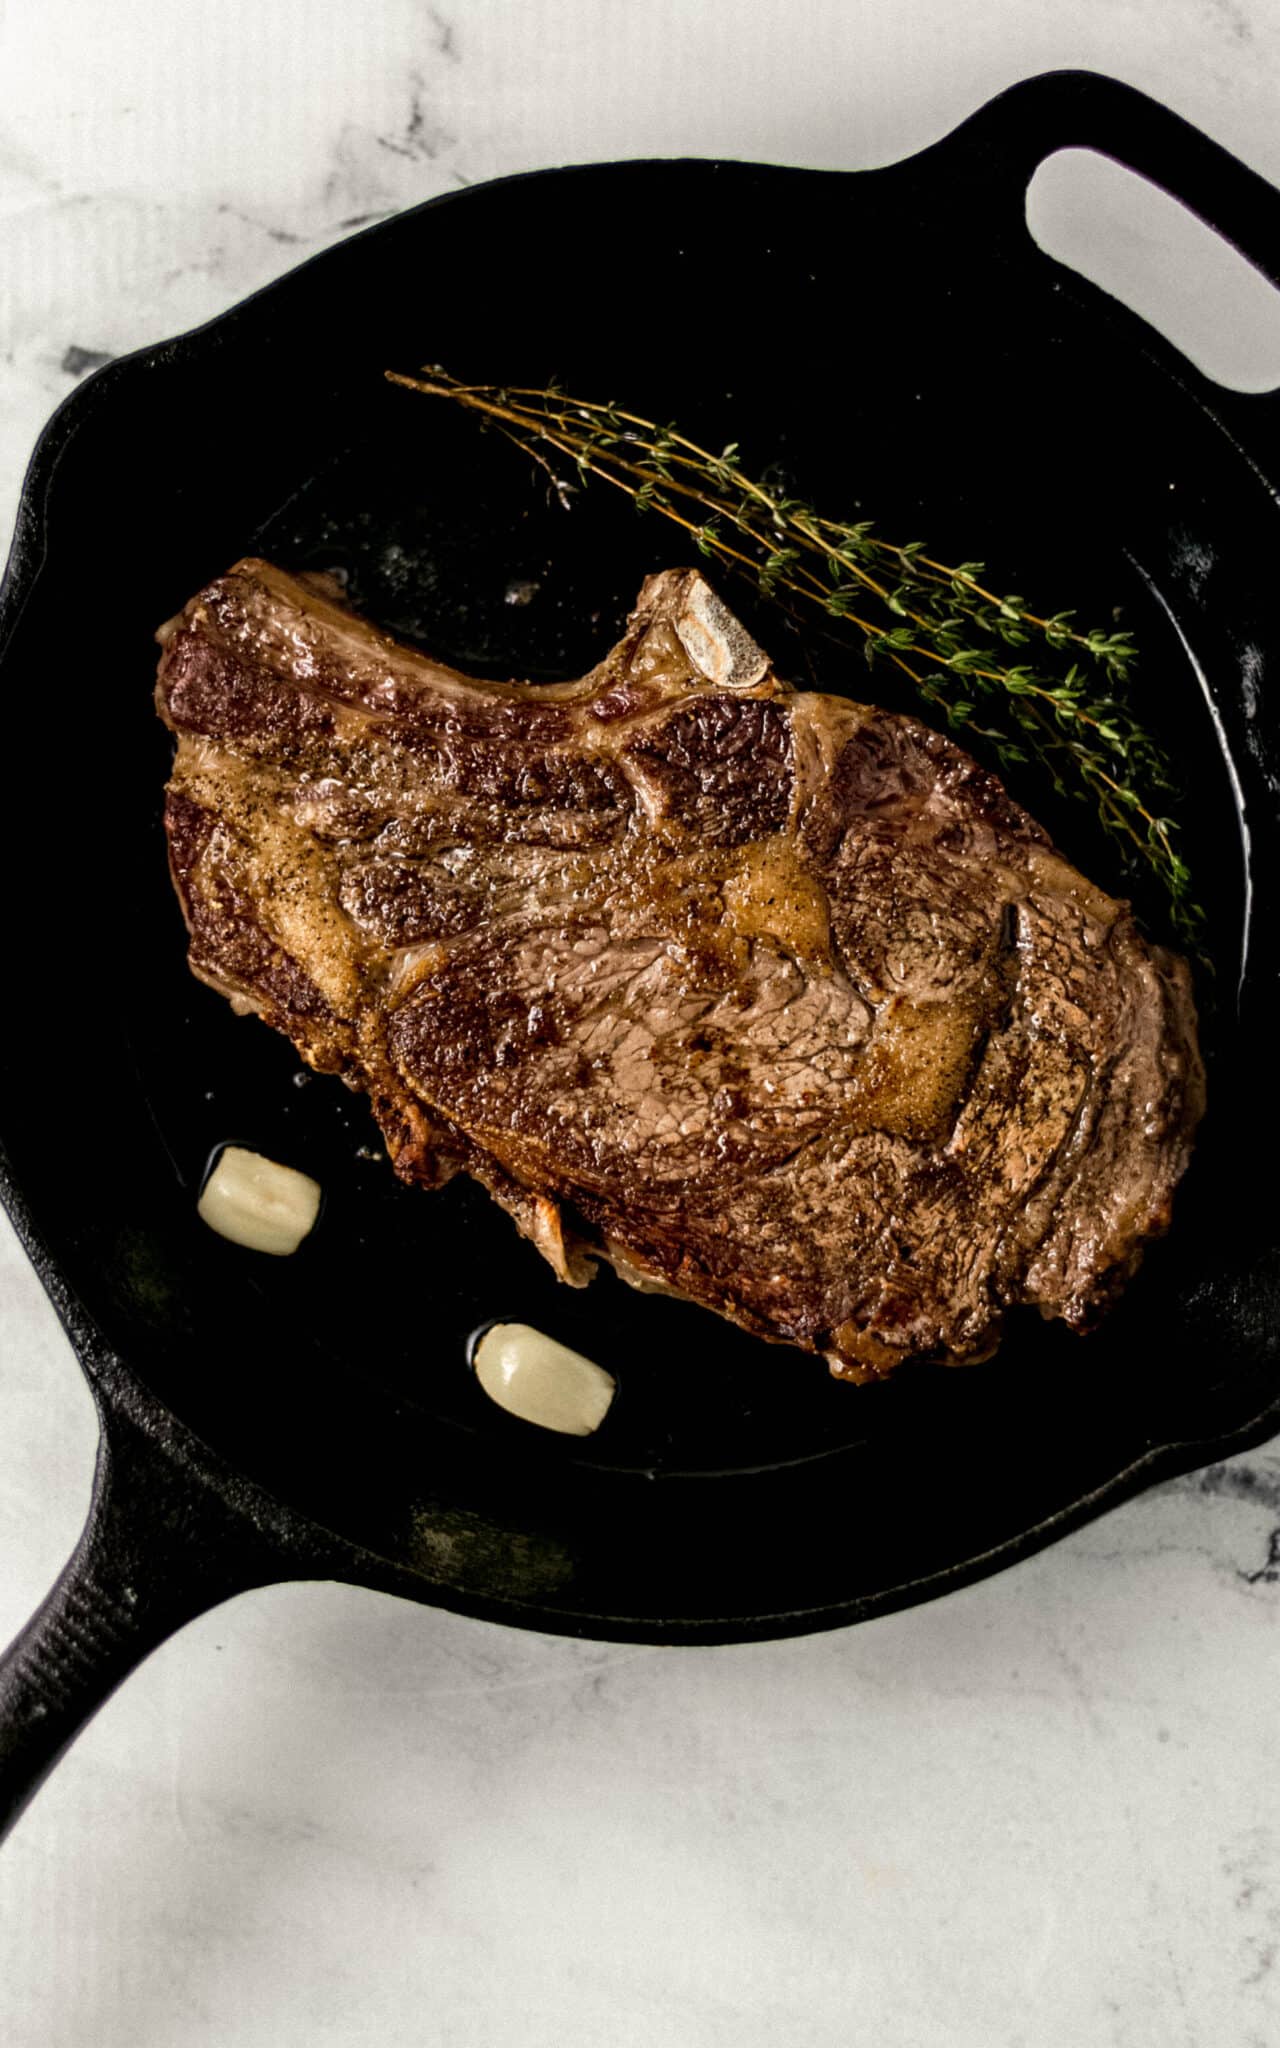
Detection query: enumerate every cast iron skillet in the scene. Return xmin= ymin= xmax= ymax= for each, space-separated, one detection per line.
xmin=2 ymin=70 xmax=1279 ymax=1840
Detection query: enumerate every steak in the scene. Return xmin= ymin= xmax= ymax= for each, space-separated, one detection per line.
xmin=156 ymin=558 xmax=1204 ymax=1381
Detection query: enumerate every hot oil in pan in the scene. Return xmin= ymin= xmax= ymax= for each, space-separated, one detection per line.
xmin=135 ymin=380 xmax=1250 ymax=1484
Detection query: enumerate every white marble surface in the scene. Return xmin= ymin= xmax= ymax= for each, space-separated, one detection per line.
xmin=3 ymin=3 xmax=1280 ymax=2042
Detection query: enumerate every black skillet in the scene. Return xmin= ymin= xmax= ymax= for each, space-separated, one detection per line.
xmin=2 ymin=69 xmax=1279 ymax=1840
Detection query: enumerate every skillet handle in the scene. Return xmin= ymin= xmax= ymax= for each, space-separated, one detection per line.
xmin=955 ymin=68 xmax=1280 ymax=289
xmin=0 ymin=1393 xmax=287 ymax=1842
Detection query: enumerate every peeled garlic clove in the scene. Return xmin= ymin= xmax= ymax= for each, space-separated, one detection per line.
xmin=473 ymin=1322 xmax=615 ymax=1436
xmin=197 ymin=1145 xmax=322 ymax=1256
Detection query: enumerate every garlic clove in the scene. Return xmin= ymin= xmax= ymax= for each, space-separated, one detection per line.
xmin=472 ymin=1322 xmax=615 ymax=1436
xmin=197 ymin=1145 xmax=322 ymax=1256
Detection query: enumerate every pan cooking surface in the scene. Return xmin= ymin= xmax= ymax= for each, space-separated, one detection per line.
xmin=133 ymin=397 xmax=1237 ymax=1478
xmin=5 ymin=80 xmax=1280 ymax=1634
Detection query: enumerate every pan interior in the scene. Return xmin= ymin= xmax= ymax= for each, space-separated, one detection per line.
xmin=4 ymin=149 xmax=1277 ymax=1630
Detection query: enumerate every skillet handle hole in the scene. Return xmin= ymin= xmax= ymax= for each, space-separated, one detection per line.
xmin=1027 ymin=148 xmax=1280 ymax=396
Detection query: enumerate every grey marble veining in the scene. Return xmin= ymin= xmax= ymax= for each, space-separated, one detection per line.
xmin=3 ymin=3 xmax=1280 ymax=2043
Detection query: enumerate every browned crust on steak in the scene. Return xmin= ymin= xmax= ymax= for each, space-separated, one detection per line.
xmin=156 ymin=558 xmax=1204 ymax=1381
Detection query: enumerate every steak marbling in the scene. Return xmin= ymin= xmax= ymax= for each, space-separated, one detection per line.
xmin=156 ymin=558 xmax=1204 ymax=1381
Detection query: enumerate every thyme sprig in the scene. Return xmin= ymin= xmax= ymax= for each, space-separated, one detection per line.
xmin=386 ymin=365 xmax=1201 ymax=943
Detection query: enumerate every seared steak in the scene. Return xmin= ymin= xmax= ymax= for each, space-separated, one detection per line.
xmin=156 ymin=559 xmax=1204 ymax=1380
